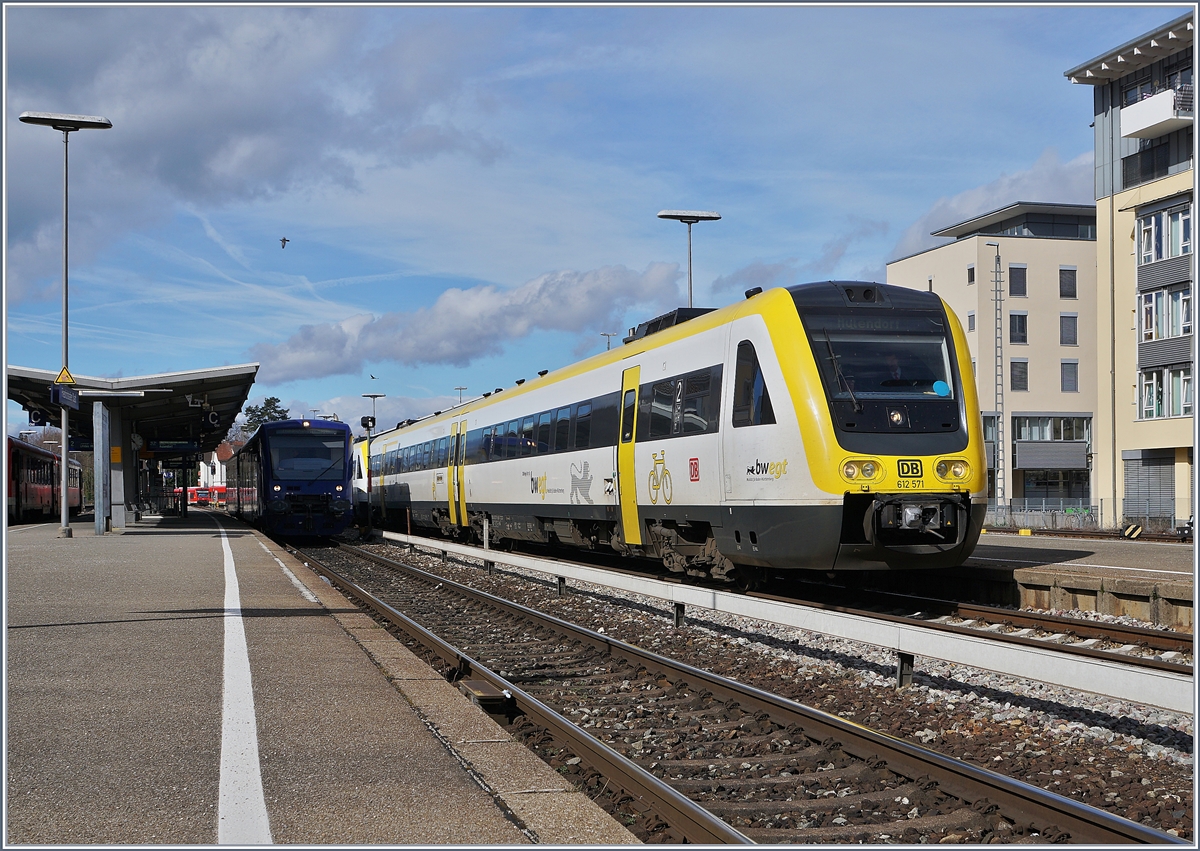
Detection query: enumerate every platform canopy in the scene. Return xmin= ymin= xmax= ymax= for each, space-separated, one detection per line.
xmin=7 ymin=362 xmax=259 ymax=456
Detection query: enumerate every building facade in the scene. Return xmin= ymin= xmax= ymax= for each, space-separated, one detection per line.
xmin=887 ymin=203 xmax=1098 ymax=512
xmin=1066 ymin=12 xmax=1195 ymax=526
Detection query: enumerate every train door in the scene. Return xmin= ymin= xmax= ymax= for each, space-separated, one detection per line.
xmin=455 ymin=421 xmax=468 ymax=528
xmin=447 ymin=423 xmax=460 ymax=526
xmin=617 ymin=365 xmax=642 ymax=546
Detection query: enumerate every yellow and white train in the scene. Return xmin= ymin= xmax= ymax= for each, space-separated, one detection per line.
xmin=352 ymin=281 xmax=987 ymax=585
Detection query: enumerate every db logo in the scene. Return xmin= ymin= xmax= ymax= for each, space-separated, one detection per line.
xmin=898 ymin=459 xmax=923 ymax=478
xmin=689 ymin=457 xmax=700 ymax=482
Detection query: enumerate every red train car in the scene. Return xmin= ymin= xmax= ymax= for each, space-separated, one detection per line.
xmin=7 ymin=437 xmax=83 ymax=524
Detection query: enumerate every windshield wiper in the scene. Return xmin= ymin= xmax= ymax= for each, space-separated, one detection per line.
xmin=823 ymin=329 xmax=863 ymax=413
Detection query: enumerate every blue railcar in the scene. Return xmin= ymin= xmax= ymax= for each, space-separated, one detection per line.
xmin=233 ymin=418 xmax=354 ymax=537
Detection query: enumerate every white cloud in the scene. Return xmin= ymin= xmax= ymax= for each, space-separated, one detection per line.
xmin=251 ymin=262 xmax=681 ymax=382
xmin=888 ymin=148 xmax=1095 ymax=262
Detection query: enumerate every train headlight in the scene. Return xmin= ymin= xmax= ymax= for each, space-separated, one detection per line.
xmin=935 ymin=459 xmax=970 ymax=481
xmin=841 ymin=458 xmax=883 ymax=482
xmin=273 ymin=484 xmax=282 ymax=492
xmin=335 ymin=484 xmax=344 ymax=492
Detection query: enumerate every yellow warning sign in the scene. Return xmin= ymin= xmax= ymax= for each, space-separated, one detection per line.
xmin=54 ymin=367 xmax=75 ymax=385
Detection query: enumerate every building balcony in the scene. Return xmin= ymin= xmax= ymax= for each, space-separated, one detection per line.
xmin=1121 ymin=85 xmax=1194 ymax=139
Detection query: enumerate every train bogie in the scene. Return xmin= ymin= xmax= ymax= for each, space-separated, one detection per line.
xmin=355 ymin=282 xmax=987 ymax=580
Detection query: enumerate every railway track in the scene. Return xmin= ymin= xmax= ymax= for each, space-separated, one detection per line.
xmin=770 ymin=582 xmax=1193 ymax=676
xmin=294 ymin=541 xmax=1181 ymax=845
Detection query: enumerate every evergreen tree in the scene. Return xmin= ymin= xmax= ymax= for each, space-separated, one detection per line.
xmin=242 ymin=397 xmax=290 ymax=431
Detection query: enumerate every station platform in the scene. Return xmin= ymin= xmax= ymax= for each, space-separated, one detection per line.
xmin=6 ymin=512 xmax=637 ymax=845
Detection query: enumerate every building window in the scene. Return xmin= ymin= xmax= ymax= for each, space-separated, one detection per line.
xmin=1010 ymin=360 xmax=1028 ymax=392
xmin=1138 ymin=204 xmax=1191 ymax=265
xmin=1060 ymin=314 xmax=1078 ymax=346
xmin=1009 ymin=312 xmax=1028 ymax=344
xmin=967 ymin=265 xmax=975 ymax=285
xmin=1013 ymin=416 xmax=1091 ymax=442
xmin=1009 ymin=265 xmax=1027 ymax=297
xmin=1059 ymin=268 xmax=1077 ymax=299
xmin=967 ymin=311 xmax=975 ymax=331
xmin=1061 ymin=361 xmax=1079 ymax=392
xmin=1139 ymin=366 xmax=1193 ymax=419
xmin=1139 ymin=287 xmax=1192 ymax=341
xmin=1121 ymin=70 xmax=1153 ymax=107
xmin=1123 ymin=142 xmax=1171 ymax=190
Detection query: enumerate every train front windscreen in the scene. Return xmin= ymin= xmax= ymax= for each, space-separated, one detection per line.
xmin=268 ymin=429 xmax=348 ymax=481
xmin=798 ymin=305 xmax=966 ymax=447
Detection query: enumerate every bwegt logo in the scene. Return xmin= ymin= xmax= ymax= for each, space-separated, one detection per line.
xmin=747 ymin=459 xmax=789 ymax=479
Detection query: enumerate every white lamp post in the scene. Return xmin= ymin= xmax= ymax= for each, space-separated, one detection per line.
xmin=20 ymin=111 xmax=112 ymax=538
xmin=657 ymin=209 xmax=721 ymax=308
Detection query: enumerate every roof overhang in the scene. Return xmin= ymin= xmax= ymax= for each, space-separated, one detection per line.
xmin=1065 ymin=12 xmax=1193 ymax=85
xmin=7 ymin=362 xmax=258 ymax=455
xmin=930 ymin=202 xmax=1097 ymax=239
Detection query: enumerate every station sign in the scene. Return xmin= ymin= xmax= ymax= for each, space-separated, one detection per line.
xmin=50 ymin=385 xmax=79 ymax=411
xmin=69 ymin=437 xmax=94 ymax=451
xmin=149 ymin=439 xmax=200 ymax=452
xmin=162 ymin=454 xmax=201 ymax=468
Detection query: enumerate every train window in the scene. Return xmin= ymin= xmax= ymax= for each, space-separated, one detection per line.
xmin=592 ymin=391 xmax=621 ymax=446
xmin=457 ymin=432 xmax=467 ymax=465
xmin=575 ymin=403 xmax=592 ymax=449
xmin=684 ymin=366 xmax=721 ymax=434
xmin=648 ymin=381 xmax=674 ymax=438
xmin=505 ymin=420 xmax=519 ymax=459
xmin=536 ymin=412 xmax=552 ymax=453
xmin=621 ymin=389 xmax=637 ymax=443
xmin=553 ymin=407 xmax=571 ymax=452
xmin=423 ymin=442 xmax=433 ymax=470
xmin=733 ymin=341 xmax=776 ymax=427
xmin=437 ymin=437 xmax=449 ymax=467
xmin=519 ymin=416 xmax=535 ymax=456
xmin=465 ymin=428 xmax=484 ymax=465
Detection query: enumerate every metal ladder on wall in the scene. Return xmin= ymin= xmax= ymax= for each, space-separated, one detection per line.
xmin=991 ymin=248 xmax=1006 ymax=506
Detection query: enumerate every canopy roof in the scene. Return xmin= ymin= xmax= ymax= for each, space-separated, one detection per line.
xmin=7 ymin=362 xmax=258 ymax=455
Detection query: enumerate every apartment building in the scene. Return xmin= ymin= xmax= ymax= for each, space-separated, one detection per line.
xmin=887 ymin=203 xmax=1098 ymax=508
xmin=1065 ymin=12 xmax=1195 ymax=524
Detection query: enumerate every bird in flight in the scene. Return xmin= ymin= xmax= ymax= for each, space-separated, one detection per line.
xmin=370 ymin=374 xmax=377 ymax=379
xmin=280 ymin=237 xmax=289 ymax=248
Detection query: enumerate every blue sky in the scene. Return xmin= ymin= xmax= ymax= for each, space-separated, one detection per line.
xmin=4 ymin=4 xmax=1184 ymax=435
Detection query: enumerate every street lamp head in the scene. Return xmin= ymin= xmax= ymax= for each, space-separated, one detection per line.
xmin=658 ymin=209 xmax=721 ymax=225
xmin=362 ymin=393 xmax=385 ymax=400
xmin=20 ymin=111 xmax=112 ymax=132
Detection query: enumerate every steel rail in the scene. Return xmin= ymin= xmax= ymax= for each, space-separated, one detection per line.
xmin=754 ymin=589 xmax=1193 ymax=675
xmin=298 ymin=546 xmax=751 ymax=845
xmin=377 ymin=531 xmax=1194 ymax=714
xmin=782 ymin=580 xmax=1191 ymax=655
xmin=329 ymin=541 xmax=1181 ymax=845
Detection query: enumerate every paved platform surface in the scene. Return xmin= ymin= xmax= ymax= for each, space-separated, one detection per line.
xmin=6 ymin=512 xmax=637 ymax=845
xmin=965 ymin=532 xmax=1194 ymax=630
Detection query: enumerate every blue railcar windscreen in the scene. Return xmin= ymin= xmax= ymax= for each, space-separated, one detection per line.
xmin=268 ymin=428 xmax=347 ymax=481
